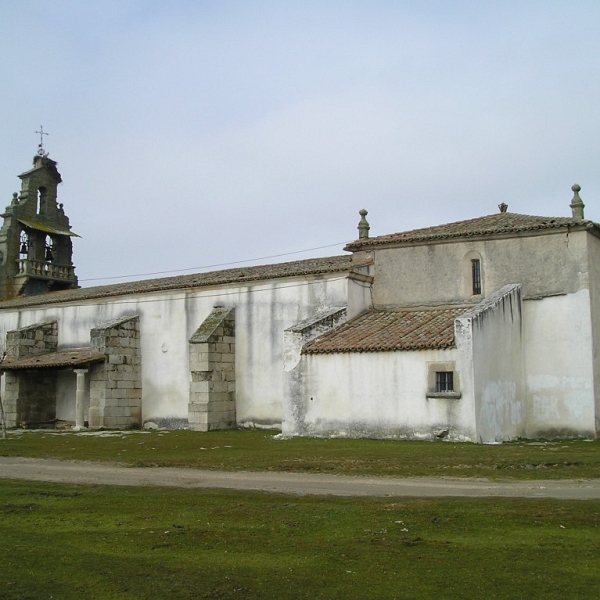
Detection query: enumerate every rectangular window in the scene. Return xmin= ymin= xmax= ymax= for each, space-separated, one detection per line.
xmin=435 ymin=371 xmax=454 ymax=393
xmin=471 ymin=259 xmax=481 ymax=295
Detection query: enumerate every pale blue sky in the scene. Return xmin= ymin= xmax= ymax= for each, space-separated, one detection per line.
xmin=1 ymin=1 xmax=599 ymax=283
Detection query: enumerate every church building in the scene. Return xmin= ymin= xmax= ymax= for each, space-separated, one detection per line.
xmin=0 ymin=152 xmax=598 ymax=443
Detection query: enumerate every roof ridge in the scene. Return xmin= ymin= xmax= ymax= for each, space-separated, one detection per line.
xmin=345 ymin=211 xmax=597 ymax=251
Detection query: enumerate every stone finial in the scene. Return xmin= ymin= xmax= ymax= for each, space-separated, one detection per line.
xmin=498 ymin=202 xmax=508 ymax=213
xmin=358 ymin=209 xmax=370 ymax=239
xmin=570 ymin=184 xmax=585 ymax=220
xmin=11 ymin=192 xmax=18 ymax=206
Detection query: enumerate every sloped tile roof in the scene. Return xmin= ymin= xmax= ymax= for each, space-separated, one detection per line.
xmin=0 ymin=255 xmax=369 ymax=310
xmin=345 ymin=212 xmax=597 ymax=251
xmin=1 ymin=348 xmax=106 ymax=370
xmin=303 ymin=307 xmax=469 ymax=354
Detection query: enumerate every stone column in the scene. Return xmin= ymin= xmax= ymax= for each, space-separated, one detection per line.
xmin=73 ymin=368 xmax=88 ymax=431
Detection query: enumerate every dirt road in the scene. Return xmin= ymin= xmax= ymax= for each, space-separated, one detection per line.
xmin=1 ymin=456 xmax=600 ymax=499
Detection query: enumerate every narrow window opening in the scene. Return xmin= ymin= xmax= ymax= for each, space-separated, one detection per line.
xmin=36 ymin=186 xmax=48 ymax=215
xmin=435 ymin=371 xmax=454 ymax=393
xmin=471 ymin=259 xmax=481 ymax=295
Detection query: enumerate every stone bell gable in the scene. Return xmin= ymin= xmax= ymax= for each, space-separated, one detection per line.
xmin=0 ymin=154 xmax=79 ymax=300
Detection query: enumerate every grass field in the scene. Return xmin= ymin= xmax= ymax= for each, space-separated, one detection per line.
xmin=2 ymin=430 xmax=600 ymax=599
xmin=1 ymin=479 xmax=600 ymax=600
xmin=1 ymin=428 xmax=600 ymax=480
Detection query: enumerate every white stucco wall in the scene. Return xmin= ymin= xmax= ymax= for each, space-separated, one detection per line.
xmin=585 ymin=232 xmax=600 ymax=434
xmin=456 ymin=285 xmax=525 ymax=443
xmin=0 ymin=272 xmax=351 ymax=428
xmin=282 ymin=348 xmax=477 ymax=440
xmin=523 ymin=290 xmax=596 ymax=438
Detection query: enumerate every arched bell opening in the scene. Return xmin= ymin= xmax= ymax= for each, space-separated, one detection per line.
xmin=19 ymin=230 xmax=29 ymax=258
xmin=44 ymin=235 xmax=54 ymax=263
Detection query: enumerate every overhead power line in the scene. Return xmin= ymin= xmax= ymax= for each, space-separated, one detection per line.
xmin=79 ymin=241 xmax=350 ymax=283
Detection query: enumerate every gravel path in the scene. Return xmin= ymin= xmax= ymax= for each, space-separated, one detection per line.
xmin=1 ymin=456 xmax=600 ymax=499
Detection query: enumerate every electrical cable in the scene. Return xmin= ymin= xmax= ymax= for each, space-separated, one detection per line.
xmin=79 ymin=241 xmax=351 ymax=283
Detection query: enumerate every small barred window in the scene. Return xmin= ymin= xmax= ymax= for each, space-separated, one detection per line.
xmin=435 ymin=371 xmax=454 ymax=393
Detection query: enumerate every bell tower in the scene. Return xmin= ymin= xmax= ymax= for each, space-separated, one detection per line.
xmin=0 ymin=144 xmax=79 ymax=300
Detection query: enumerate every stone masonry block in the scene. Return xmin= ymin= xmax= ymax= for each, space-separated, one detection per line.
xmin=190 ymin=361 xmax=211 ymax=373
xmin=215 ymin=342 xmax=230 ymax=354
xmin=190 ymin=381 xmax=211 ymax=394
xmin=191 ymin=370 xmax=213 ymax=382
xmin=191 ymin=412 xmax=209 ymax=425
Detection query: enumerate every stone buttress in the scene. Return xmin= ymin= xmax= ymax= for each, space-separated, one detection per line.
xmin=188 ymin=307 xmax=236 ymax=431
xmin=89 ymin=316 xmax=142 ymax=428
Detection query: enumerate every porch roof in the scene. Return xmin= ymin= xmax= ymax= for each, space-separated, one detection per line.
xmin=1 ymin=348 xmax=106 ymax=370
xmin=303 ymin=306 xmax=470 ymax=354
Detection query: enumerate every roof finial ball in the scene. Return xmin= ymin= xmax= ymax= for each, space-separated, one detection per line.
xmin=570 ymin=184 xmax=585 ymax=220
xmin=358 ymin=209 xmax=370 ymax=239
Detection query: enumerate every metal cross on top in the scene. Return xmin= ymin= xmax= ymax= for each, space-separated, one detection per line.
xmin=35 ymin=125 xmax=49 ymax=155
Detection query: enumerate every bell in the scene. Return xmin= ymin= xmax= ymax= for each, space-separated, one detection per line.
xmin=45 ymin=246 xmax=53 ymax=262
xmin=20 ymin=242 xmax=27 ymax=254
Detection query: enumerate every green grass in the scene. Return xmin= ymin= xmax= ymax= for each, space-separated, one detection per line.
xmin=2 ymin=429 xmax=600 ymax=480
xmin=2 ymin=431 xmax=600 ymax=598
xmin=1 ymin=479 xmax=600 ymax=600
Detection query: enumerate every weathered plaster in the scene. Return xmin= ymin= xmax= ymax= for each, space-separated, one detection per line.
xmin=523 ymin=290 xmax=595 ymax=438
xmin=0 ymin=272 xmax=350 ymax=428
xmin=283 ymin=348 xmax=476 ymax=441
xmin=585 ymin=233 xmax=600 ymax=434
xmin=456 ymin=285 xmax=525 ymax=443
xmin=372 ymin=230 xmax=589 ymax=308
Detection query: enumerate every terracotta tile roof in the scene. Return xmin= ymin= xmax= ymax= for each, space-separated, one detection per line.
xmin=345 ymin=212 xmax=598 ymax=251
xmin=303 ymin=307 xmax=469 ymax=354
xmin=0 ymin=255 xmax=369 ymax=310
xmin=1 ymin=348 xmax=106 ymax=370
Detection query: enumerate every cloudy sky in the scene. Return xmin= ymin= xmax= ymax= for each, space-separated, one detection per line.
xmin=1 ymin=1 xmax=599 ymax=285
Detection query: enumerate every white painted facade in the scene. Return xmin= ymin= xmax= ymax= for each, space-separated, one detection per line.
xmin=2 ymin=197 xmax=600 ymax=442
xmin=1 ymin=272 xmax=364 ymax=428
xmin=280 ymin=219 xmax=600 ymax=442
